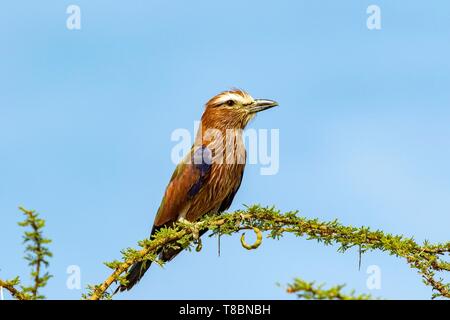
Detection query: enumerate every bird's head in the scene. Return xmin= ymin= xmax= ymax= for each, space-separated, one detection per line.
xmin=202 ymin=89 xmax=278 ymax=129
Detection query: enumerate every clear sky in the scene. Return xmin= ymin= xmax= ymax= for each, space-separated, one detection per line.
xmin=1 ymin=1 xmax=450 ymax=299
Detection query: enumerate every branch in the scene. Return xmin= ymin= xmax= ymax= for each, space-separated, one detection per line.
xmin=86 ymin=205 xmax=450 ymax=300
xmin=286 ymin=278 xmax=374 ymax=300
xmin=5 ymin=207 xmax=53 ymax=300
xmin=0 ymin=278 xmax=32 ymax=300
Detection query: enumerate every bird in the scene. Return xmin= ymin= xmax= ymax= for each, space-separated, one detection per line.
xmin=117 ymin=89 xmax=278 ymax=292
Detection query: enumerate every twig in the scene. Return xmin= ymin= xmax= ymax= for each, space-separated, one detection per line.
xmin=286 ymin=278 xmax=374 ymax=300
xmin=0 ymin=279 xmax=31 ymax=300
xmin=17 ymin=207 xmax=52 ymax=299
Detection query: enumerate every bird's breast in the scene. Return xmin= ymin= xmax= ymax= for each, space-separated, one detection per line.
xmin=186 ymin=138 xmax=246 ymax=221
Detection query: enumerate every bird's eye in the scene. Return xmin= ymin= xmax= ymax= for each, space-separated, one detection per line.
xmin=226 ymin=100 xmax=235 ymax=106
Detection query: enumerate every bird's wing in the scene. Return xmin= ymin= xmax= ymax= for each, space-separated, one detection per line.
xmin=153 ymin=145 xmax=212 ymax=227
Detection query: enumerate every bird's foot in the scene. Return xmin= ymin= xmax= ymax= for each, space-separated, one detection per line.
xmin=178 ymin=217 xmax=200 ymax=240
xmin=239 ymin=212 xmax=251 ymax=224
xmin=178 ymin=218 xmax=203 ymax=252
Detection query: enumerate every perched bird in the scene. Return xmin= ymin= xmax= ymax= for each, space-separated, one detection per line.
xmin=117 ymin=89 xmax=278 ymax=292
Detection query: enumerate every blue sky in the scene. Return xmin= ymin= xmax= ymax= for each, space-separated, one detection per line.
xmin=1 ymin=1 xmax=450 ymax=299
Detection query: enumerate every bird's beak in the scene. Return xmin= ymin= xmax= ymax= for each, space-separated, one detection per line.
xmin=250 ymin=99 xmax=279 ymax=113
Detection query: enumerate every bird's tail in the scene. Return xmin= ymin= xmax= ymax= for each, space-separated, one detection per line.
xmin=115 ymin=225 xmax=187 ymax=293
xmin=115 ymin=225 xmax=207 ymax=293
xmin=118 ymin=260 xmax=152 ymax=293
xmin=115 ymin=225 xmax=161 ymax=293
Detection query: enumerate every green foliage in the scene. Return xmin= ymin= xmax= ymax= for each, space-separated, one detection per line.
xmin=0 ymin=207 xmax=52 ymax=300
xmin=286 ymin=278 xmax=374 ymax=300
xmin=2 ymin=205 xmax=449 ymax=300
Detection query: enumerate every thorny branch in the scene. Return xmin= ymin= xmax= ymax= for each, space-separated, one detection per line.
xmin=0 ymin=207 xmax=52 ymax=300
xmin=0 ymin=278 xmax=31 ymax=300
xmin=86 ymin=205 xmax=450 ymax=300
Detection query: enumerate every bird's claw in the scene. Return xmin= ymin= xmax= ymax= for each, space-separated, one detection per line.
xmin=195 ymin=237 xmax=203 ymax=252
xmin=178 ymin=217 xmax=200 ymax=240
xmin=178 ymin=218 xmax=203 ymax=251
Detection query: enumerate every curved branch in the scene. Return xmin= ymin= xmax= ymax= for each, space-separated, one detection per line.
xmin=86 ymin=205 xmax=450 ymax=300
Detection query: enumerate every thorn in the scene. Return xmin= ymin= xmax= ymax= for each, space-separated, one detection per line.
xmin=358 ymin=246 xmax=362 ymax=271
xmin=218 ymin=226 xmax=221 ymax=257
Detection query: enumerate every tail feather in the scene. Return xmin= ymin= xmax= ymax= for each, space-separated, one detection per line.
xmin=115 ymin=260 xmax=152 ymax=293
xmin=115 ymin=226 xmax=208 ymax=293
xmin=115 ymin=225 xmax=160 ymax=293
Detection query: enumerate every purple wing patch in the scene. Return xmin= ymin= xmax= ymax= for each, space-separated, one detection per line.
xmin=188 ymin=145 xmax=212 ymax=198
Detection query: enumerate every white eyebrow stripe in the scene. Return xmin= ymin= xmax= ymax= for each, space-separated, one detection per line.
xmin=215 ymin=92 xmax=252 ymax=105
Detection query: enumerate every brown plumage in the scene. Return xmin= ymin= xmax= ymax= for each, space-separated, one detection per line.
xmin=117 ymin=89 xmax=278 ymax=293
